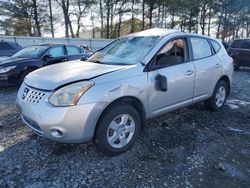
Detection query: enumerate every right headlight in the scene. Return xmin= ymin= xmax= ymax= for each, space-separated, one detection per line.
xmin=49 ymin=80 xmax=94 ymax=107
xmin=0 ymin=66 xmax=16 ymax=74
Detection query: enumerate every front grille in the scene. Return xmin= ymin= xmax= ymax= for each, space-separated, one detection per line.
xmin=21 ymin=114 xmax=44 ymax=136
xmin=22 ymin=86 xmax=46 ymax=104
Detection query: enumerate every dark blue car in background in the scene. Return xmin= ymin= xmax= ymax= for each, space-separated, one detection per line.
xmin=0 ymin=43 xmax=88 ymax=86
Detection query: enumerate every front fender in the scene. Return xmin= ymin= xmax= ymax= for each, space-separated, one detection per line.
xmin=78 ymin=74 xmax=149 ymax=116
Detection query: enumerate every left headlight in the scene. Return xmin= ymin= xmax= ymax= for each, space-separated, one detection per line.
xmin=0 ymin=66 xmax=16 ymax=74
xmin=49 ymin=80 xmax=94 ymax=107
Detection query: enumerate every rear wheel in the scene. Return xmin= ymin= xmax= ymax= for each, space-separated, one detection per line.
xmin=94 ymin=103 xmax=141 ymax=156
xmin=205 ymin=80 xmax=228 ymax=112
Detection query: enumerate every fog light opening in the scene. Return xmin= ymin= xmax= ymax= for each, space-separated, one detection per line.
xmin=51 ymin=129 xmax=64 ymax=137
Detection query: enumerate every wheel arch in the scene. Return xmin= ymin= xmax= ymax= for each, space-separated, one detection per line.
xmin=19 ymin=65 xmax=39 ymax=78
xmin=218 ymin=75 xmax=231 ymax=96
xmin=95 ymin=96 xmax=146 ymax=136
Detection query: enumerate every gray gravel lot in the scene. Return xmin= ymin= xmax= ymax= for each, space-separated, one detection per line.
xmin=0 ymin=69 xmax=249 ymax=188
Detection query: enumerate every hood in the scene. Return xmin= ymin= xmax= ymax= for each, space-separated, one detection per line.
xmin=25 ymin=61 xmax=126 ymax=90
xmin=0 ymin=57 xmax=32 ymax=67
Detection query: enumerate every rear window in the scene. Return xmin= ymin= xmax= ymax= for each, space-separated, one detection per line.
xmin=48 ymin=46 xmax=65 ymax=58
xmin=210 ymin=40 xmax=221 ymax=53
xmin=190 ymin=37 xmax=212 ymax=60
xmin=0 ymin=42 xmax=15 ymax=51
xmin=66 ymin=46 xmax=81 ymax=55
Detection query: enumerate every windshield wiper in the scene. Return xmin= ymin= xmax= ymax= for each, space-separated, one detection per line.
xmin=88 ymin=60 xmax=132 ymax=66
xmin=113 ymin=62 xmax=132 ymax=65
xmin=87 ymin=60 xmax=103 ymax=64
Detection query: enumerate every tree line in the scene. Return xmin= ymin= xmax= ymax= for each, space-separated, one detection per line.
xmin=0 ymin=0 xmax=249 ymax=41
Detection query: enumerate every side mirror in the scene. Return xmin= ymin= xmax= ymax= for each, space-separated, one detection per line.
xmin=81 ymin=56 xmax=87 ymax=61
xmin=155 ymin=74 xmax=167 ymax=92
xmin=43 ymin=54 xmax=53 ymax=61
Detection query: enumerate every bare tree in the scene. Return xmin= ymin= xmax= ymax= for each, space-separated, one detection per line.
xmin=32 ymin=0 xmax=41 ymax=36
xmin=48 ymin=0 xmax=54 ymax=37
xmin=55 ymin=0 xmax=74 ymax=38
xmin=106 ymin=0 xmax=111 ymax=38
xmin=72 ymin=0 xmax=95 ymax=38
xmin=142 ymin=0 xmax=145 ymax=30
xmin=99 ymin=0 xmax=104 ymax=38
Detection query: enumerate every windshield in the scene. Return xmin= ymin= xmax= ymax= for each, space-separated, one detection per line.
xmin=87 ymin=36 xmax=161 ymax=65
xmin=12 ymin=46 xmax=48 ymax=58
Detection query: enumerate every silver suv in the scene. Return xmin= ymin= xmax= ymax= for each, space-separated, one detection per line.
xmin=17 ymin=29 xmax=234 ymax=156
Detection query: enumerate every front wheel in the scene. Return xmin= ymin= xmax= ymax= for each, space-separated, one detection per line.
xmin=205 ymin=80 xmax=228 ymax=112
xmin=94 ymin=103 xmax=141 ymax=156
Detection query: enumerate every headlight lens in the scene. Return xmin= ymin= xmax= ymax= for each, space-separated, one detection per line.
xmin=0 ymin=66 xmax=16 ymax=74
xmin=49 ymin=81 xmax=94 ymax=107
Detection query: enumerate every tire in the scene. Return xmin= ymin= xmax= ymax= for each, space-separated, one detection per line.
xmin=94 ymin=103 xmax=141 ymax=156
xmin=205 ymin=80 xmax=228 ymax=112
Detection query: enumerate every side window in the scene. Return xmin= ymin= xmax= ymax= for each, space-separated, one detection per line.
xmin=239 ymin=40 xmax=250 ymax=50
xmin=210 ymin=40 xmax=221 ymax=53
xmin=47 ymin=46 xmax=65 ymax=58
xmin=231 ymin=40 xmax=240 ymax=48
xmin=156 ymin=38 xmax=188 ymax=67
xmin=66 ymin=46 xmax=81 ymax=55
xmin=190 ymin=37 xmax=212 ymax=60
xmin=0 ymin=42 xmax=15 ymax=51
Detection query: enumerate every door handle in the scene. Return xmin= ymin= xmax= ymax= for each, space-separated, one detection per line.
xmin=185 ymin=70 xmax=194 ymax=76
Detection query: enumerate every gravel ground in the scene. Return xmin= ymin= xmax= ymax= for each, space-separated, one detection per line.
xmin=0 ymin=69 xmax=249 ymax=188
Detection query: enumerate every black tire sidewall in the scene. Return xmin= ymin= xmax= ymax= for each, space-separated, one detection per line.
xmin=95 ymin=103 xmax=141 ymax=156
xmin=210 ymin=81 xmax=228 ymax=111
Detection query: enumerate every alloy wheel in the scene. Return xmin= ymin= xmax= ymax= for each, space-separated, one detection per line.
xmin=106 ymin=114 xmax=135 ymax=149
xmin=215 ymin=86 xmax=226 ymax=107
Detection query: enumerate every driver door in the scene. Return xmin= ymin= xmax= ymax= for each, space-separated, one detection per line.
xmin=43 ymin=46 xmax=67 ymax=66
xmin=147 ymin=38 xmax=195 ymax=117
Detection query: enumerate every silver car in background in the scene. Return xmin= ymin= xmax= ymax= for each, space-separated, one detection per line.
xmin=16 ymin=29 xmax=234 ymax=156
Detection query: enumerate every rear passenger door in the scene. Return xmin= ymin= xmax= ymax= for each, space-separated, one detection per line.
xmin=189 ymin=37 xmax=223 ymax=102
xmin=66 ymin=46 xmax=83 ymax=61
